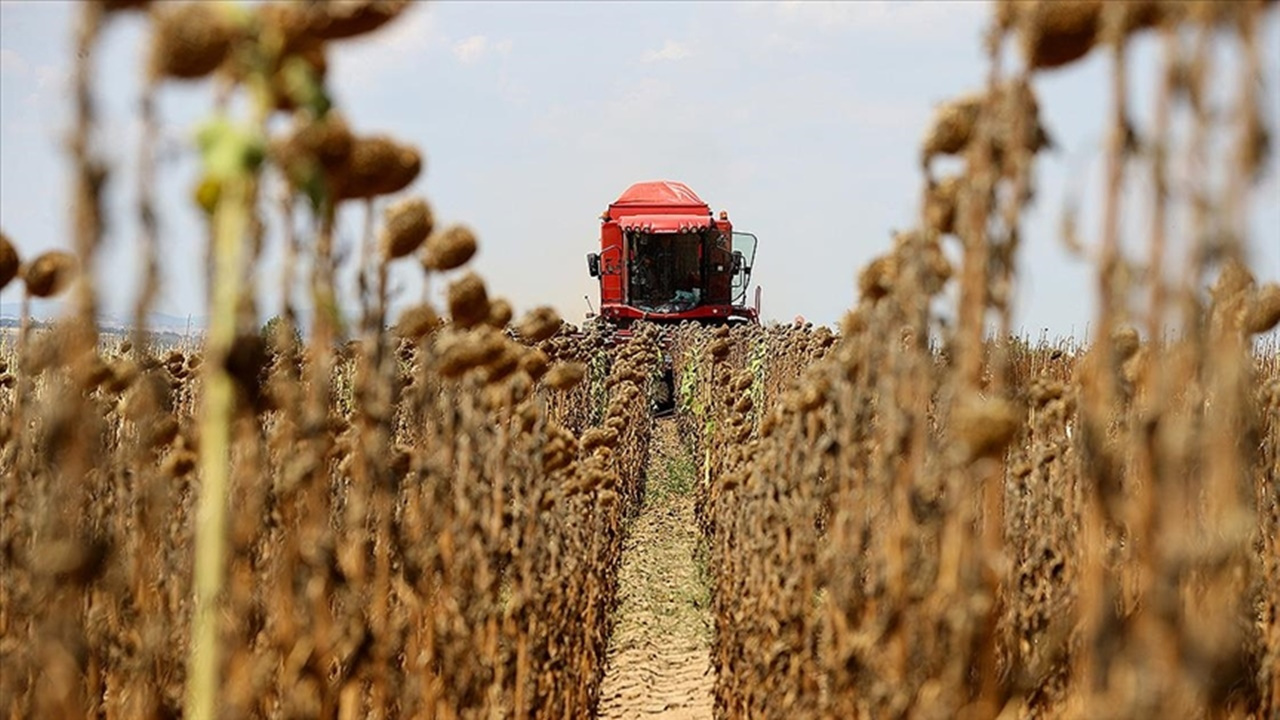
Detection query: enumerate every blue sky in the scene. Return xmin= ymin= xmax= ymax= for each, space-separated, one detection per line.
xmin=2 ymin=1 xmax=1277 ymax=336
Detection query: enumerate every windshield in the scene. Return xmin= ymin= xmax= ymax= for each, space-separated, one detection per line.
xmin=627 ymin=231 xmax=707 ymax=313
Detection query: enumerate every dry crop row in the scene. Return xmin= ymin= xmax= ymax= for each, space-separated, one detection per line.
xmin=2 ymin=1 xmax=1280 ymax=719
xmin=0 ymin=313 xmax=658 ymax=719
xmin=1 ymin=3 xmax=659 ymax=719
xmin=672 ymin=1 xmax=1280 ymax=718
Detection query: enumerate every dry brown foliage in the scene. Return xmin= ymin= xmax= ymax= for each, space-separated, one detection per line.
xmin=673 ymin=2 xmax=1280 ymax=718
xmin=1 ymin=4 xmax=657 ymax=719
xmin=1 ymin=2 xmax=1278 ymax=719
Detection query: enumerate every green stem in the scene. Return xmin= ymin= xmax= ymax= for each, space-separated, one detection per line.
xmin=186 ymin=174 xmax=249 ymax=720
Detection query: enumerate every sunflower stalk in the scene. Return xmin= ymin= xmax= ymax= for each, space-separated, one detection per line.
xmin=186 ymin=169 xmax=251 ymax=720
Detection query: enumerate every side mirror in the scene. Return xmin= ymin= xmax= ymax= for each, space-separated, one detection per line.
xmin=732 ymin=251 xmax=744 ymax=274
xmin=587 ymin=253 xmax=600 ymax=278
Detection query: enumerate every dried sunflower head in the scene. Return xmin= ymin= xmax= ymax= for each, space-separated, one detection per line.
xmin=22 ymin=250 xmax=78 ymax=298
xmin=103 ymin=0 xmax=152 ymax=12
xmin=435 ymin=327 xmax=505 ymax=378
xmin=517 ymin=306 xmax=563 ymax=343
xmin=422 ymin=225 xmax=478 ymax=272
xmin=921 ymin=92 xmax=982 ymax=160
xmin=486 ymin=298 xmax=514 ymax=329
xmin=519 ymin=348 xmax=551 ymax=381
xmin=334 ymin=135 xmax=421 ymax=200
xmin=484 ymin=346 xmax=522 ymax=384
xmin=544 ymin=361 xmax=586 ymax=390
xmin=447 ymin=272 xmax=490 ymax=329
xmin=0 ymin=231 xmax=19 ymax=291
xmin=1110 ymin=325 xmax=1140 ymax=362
xmin=304 ymin=0 xmax=411 ymax=41
xmin=1001 ymin=0 xmax=1102 ymax=71
xmin=924 ymin=175 xmax=962 ymax=235
xmin=952 ymin=393 xmax=1021 ymax=462
xmin=148 ymin=2 xmax=239 ymax=81
xmin=707 ymin=338 xmax=731 ymax=362
xmin=1245 ymin=284 xmax=1280 ymax=335
xmin=393 ymin=303 xmax=442 ymax=341
xmin=380 ymin=196 xmax=433 ymax=260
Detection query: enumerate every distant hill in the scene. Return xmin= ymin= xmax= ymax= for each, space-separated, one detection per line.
xmin=0 ymin=302 xmax=388 ymax=341
xmin=0 ymin=302 xmax=207 ymax=333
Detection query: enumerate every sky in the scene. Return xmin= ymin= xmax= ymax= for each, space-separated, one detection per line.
xmin=1 ymin=0 xmax=1278 ymax=337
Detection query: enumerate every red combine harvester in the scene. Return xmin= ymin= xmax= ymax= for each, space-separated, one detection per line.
xmin=587 ymin=180 xmax=759 ymax=328
xmin=586 ymin=180 xmax=760 ymax=411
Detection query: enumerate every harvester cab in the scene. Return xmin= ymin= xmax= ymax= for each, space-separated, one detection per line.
xmin=586 ymin=180 xmax=761 ymax=413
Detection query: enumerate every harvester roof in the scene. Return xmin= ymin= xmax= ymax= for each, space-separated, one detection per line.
xmin=607 ymin=181 xmax=711 ymax=221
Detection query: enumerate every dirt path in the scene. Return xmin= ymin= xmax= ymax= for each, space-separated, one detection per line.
xmin=597 ymin=419 xmax=714 ymax=720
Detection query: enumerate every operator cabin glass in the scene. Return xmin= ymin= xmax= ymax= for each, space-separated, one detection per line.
xmin=628 ymin=230 xmax=710 ymax=313
xmin=730 ymin=232 xmax=757 ymax=305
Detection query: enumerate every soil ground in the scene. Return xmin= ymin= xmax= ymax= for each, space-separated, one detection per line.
xmin=597 ymin=419 xmax=714 ymax=719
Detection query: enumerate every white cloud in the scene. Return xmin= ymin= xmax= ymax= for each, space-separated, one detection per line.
xmin=769 ymin=0 xmax=985 ymax=38
xmin=606 ymin=78 xmax=672 ymax=118
xmin=12 ymin=59 xmax=68 ymax=116
xmin=641 ymin=40 xmax=691 ymax=63
xmin=0 ymin=48 xmax=29 ymax=77
xmin=451 ymin=35 xmax=512 ymax=65
xmin=451 ymin=34 xmax=511 ymax=65
xmin=453 ymin=35 xmax=488 ymax=64
xmin=0 ymin=46 xmax=66 ymax=116
xmin=32 ymin=63 xmax=64 ymax=91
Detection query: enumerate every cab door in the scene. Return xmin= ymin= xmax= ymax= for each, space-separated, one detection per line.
xmin=730 ymin=232 xmax=757 ymax=305
xmin=704 ymin=230 xmax=732 ymax=304
xmin=598 ymin=223 xmax=625 ymax=305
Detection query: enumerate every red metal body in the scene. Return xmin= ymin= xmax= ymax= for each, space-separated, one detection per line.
xmin=587 ymin=181 xmax=759 ymax=329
